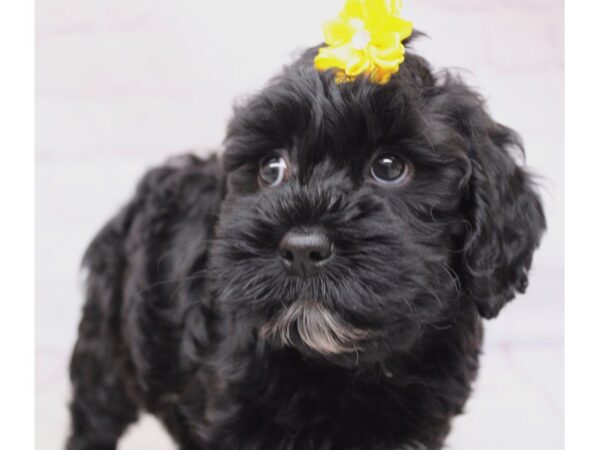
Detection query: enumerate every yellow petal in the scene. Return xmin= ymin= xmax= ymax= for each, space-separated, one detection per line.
xmin=335 ymin=71 xmax=351 ymax=84
xmin=322 ymin=18 xmax=355 ymax=46
xmin=345 ymin=52 xmax=371 ymax=77
xmin=363 ymin=0 xmax=390 ymax=31
xmin=370 ymin=29 xmax=400 ymax=48
xmin=314 ymin=43 xmax=355 ymax=71
xmin=370 ymin=44 xmax=404 ymax=71
xmin=383 ymin=16 xmax=413 ymax=40
xmin=372 ymin=70 xmax=393 ymax=84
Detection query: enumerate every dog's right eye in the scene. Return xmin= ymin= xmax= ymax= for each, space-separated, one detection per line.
xmin=258 ymin=156 xmax=288 ymax=187
xmin=370 ymin=153 xmax=411 ymax=185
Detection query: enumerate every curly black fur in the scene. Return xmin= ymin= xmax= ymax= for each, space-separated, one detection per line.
xmin=66 ymin=43 xmax=546 ymax=450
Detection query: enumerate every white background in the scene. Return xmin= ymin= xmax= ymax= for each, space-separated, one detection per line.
xmin=35 ymin=0 xmax=564 ymax=449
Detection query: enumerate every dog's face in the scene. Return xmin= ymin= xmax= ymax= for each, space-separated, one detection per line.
xmin=209 ymin=47 xmax=545 ymax=366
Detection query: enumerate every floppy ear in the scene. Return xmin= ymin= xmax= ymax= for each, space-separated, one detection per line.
xmin=460 ymin=113 xmax=546 ymax=319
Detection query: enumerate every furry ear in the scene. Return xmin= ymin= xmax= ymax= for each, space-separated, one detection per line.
xmin=460 ymin=116 xmax=546 ymax=319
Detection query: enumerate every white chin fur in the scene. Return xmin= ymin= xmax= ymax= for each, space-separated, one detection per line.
xmin=260 ymin=300 xmax=369 ymax=355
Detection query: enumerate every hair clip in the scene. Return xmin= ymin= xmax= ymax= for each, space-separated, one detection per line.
xmin=314 ymin=0 xmax=413 ymax=84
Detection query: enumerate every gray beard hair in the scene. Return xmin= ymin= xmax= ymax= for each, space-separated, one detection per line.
xmin=260 ymin=300 xmax=369 ymax=355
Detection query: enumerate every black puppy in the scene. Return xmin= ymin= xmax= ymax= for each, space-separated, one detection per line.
xmin=67 ymin=44 xmax=545 ymax=450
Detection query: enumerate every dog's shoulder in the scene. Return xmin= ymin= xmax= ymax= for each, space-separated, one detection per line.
xmin=83 ymin=152 xmax=224 ymax=272
xmin=129 ymin=151 xmax=223 ymax=232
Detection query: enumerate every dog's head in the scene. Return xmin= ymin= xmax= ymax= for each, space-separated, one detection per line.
xmin=209 ymin=46 xmax=545 ymax=365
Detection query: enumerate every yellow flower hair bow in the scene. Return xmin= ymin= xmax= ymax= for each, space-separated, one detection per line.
xmin=314 ymin=0 xmax=413 ymax=84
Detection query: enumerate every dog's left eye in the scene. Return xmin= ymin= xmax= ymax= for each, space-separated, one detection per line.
xmin=258 ymin=156 xmax=288 ymax=187
xmin=370 ymin=154 xmax=410 ymax=185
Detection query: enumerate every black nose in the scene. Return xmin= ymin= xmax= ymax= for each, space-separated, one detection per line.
xmin=279 ymin=228 xmax=334 ymax=276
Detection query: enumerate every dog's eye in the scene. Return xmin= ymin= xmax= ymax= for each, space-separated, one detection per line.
xmin=370 ymin=154 xmax=410 ymax=185
xmin=258 ymin=156 xmax=288 ymax=187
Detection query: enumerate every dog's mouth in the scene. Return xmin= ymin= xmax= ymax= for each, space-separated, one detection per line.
xmin=259 ymin=300 xmax=370 ymax=355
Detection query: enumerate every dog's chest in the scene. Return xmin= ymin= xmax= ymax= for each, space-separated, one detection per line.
xmin=215 ymin=354 xmax=435 ymax=448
